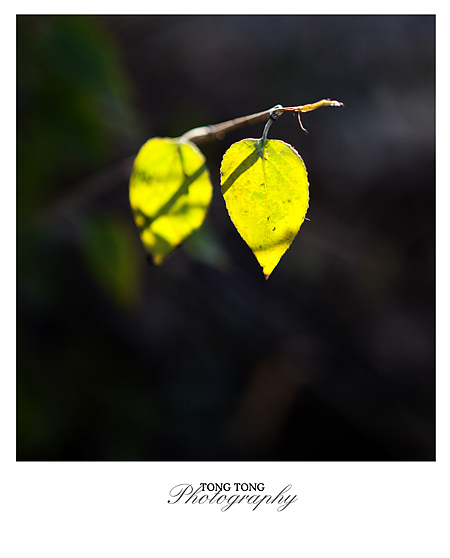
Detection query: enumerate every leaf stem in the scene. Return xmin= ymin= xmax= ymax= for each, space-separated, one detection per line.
xmin=261 ymin=104 xmax=283 ymax=141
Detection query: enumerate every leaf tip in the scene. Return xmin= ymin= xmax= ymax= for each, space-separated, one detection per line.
xmin=264 ymin=272 xmax=271 ymax=280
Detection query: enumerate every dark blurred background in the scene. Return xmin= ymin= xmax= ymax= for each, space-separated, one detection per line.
xmin=17 ymin=15 xmax=435 ymax=461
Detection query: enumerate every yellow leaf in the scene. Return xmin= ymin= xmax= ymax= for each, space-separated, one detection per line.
xmin=220 ymin=138 xmax=309 ymax=278
xmin=129 ymin=137 xmax=212 ymax=265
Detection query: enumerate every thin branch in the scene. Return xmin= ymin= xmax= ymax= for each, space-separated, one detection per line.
xmin=179 ymin=108 xmax=274 ymax=145
xmin=179 ymin=99 xmax=343 ymax=144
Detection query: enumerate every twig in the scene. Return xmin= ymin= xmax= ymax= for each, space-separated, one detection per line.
xmin=180 ymin=99 xmax=343 ymax=144
xmin=179 ymin=109 xmax=273 ymax=145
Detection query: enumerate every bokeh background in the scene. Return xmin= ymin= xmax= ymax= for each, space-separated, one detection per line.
xmin=17 ymin=15 xmax=435 ymax=461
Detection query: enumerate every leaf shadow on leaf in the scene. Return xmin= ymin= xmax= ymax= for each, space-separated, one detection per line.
xmin=132 ymin=161 xmax=208 ymax=228
xmin=221 ymin=141 xmax=264 ymax=195
xmin=253 ymin=227 xmax=302 ymax=252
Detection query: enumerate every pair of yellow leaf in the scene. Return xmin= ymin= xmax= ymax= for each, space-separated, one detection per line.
xmin=129 ymin=136 xmax=309 ymax=278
